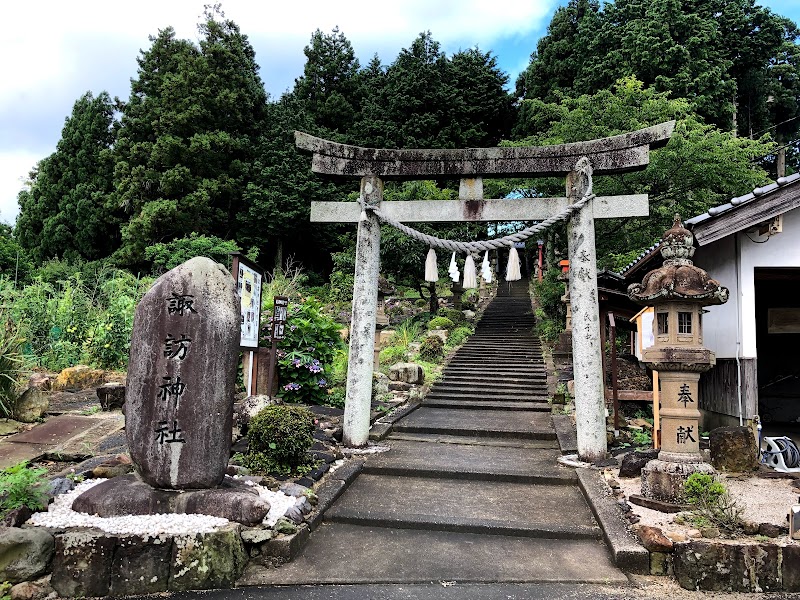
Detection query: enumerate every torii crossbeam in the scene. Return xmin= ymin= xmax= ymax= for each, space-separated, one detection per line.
xmin=296 ymin=122 xmax=674 ymax=460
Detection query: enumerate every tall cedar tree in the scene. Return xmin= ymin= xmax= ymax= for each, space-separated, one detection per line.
xmin=517 ymin=0 xmax=800 ymax=152
xmin=16 ymin=92 xmax=119 ymax=263
xmin=111 ymin=13 xmax=267 ymax=267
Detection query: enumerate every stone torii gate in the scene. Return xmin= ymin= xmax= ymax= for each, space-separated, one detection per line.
xmin=296 ymin=122 xmax=674 ymax=460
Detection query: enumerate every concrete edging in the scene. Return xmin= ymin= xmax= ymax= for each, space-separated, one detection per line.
xmin=576 ymin=468 xmax=649 ymax=575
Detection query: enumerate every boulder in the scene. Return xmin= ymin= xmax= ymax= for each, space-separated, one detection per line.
xmin=236 ymin=394 xmax=279 ymax=430
xmin=388 ymin=363 xmax=424 ymax=385
xmin=96 ymin=382 xmax=125 ymax=411
xmin=109 ymin=534 xmax=172 ymax=597
xmin=0 ymin=528 xmax=54 ymax=584
xmin=53 ymin=365 xmax=105 ymax=392
xmin=462 ymin=310 xmax=476 ymax=321
xmin=126 ymin=257 xmax=240 ymax=489
xmin=13 ymin=387 xmax=48 ymax=423
xmin=1 ymin=506 xmax=33 ymax=528
xmin=27 ymin=374 xmax=50 ymax=391
xmin=10 ymin=575 xmax=53 ymax=600
xmin=710 ymin=426 xmax=758 ymax=472
xmin=427 ymin=329 xmax=447 ymax=342
xmin=51 ymin=529 xmax=116 ymax=598
xmin=619 ymin=448 xmax=660 ymax=478
xmin=168 ymin=524 xmax=247 ymax=592
xmin=673 ymin=540 xmax=781 ymax=592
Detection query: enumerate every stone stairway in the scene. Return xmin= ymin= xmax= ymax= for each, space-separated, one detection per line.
xmin=244 ymin=280 xmax=626 ymax=585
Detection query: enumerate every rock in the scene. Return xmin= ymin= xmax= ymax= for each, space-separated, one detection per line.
xmin=13 ymin=387 xmax=48 ymax=423
xmin=27 ymin=374 xmax=51 ymax=391
xmin=284 ymin=505 xmax=305 ymax=524
xmin=240 ymin=528 xmax=274 ymax=545
xmin=630 ymin=418 xmax=654 ymax=430
xmin=759 ymin=523 xmax=784 ymax=538
xmin=53 ymin=365 xmax=105 ymax=392
xmin=1 ymin=506 xmax=33 ymax=528
xmin=674 ymin=540 xmax=781 ymax=592
xmin=90 ymin=457 xmax=134 ymax=479
xmin=0 ymin=528 xmax=54 ymax=584
xmin=296 ymin=476 xmax=314 ymax=488
xmin=96 ymin=382 xmax=125 ymax=411
xmin=280 ymin=483 xmax=310 ymax=498
xmin=619 ymin=448 xmax=660 ymax=478
xmin=742 ymin=519 xmax=760 ymax=535
xmin=226 ymin=464 xmax=251 ymax=477
xmin=109 ymin=534 xmax=172 ymax=597
xmin=0 ymin=420 xmax=22 ymax=436
xmin=236 ymin=394 xmax=279 ymax=431
xmin=51 ymin=530 xmax=116 ymax=597
xmin=10 ymin=576 xmax=53 ymax=600
xmin=169 ymin=524 xmax=248 ymax=592
xmin=687 ymin=528 xmax=702 ymax=538
xmin=427 ymin=329 xmax=447 ymax=342
xmin=709 ymin=426 xmax=758 ymax=472
xmin=388 ymin=381 xmax=412 ymax=391
xmin=593 ymin=458 xmax=618 ymax=468
xmin=700 ymin=526 xmax=721 ymax=539
xmin=462 ymin=310 xmax=476 ymax=321
xmin=666 ymin=531 xmax=687 ymax=542
xmin=126 ymin=256 xmax=240 ymax=490
xmin=650 ymin=552 xmax=671 ymax=576
xmin=47 ymin=477 xmax=75 ymax=498
xmin=389 ymin=363 xmax=425 ymax=384
xmin=72 ymin=474 xmax=269 ymax=526
xmin=274 ymin=518 xmax=298 ymax=535
xmin=372 ymin=372 xmax=389 ymax=398
xmin=636 ymin=525 xmax=673 ymax=552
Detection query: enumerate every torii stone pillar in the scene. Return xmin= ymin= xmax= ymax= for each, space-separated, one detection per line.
xmin=296 ymin=123 xmax=674 ymax=452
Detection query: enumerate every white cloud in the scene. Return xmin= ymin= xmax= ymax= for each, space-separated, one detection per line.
xmin=0 ymin=0 xmax=556 ymax=229
xmin=0 ymin=152 xmax=39 ymax=226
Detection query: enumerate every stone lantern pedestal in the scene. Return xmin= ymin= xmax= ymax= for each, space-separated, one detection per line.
xmin=628 ymin=215 xmax=729 ymax=503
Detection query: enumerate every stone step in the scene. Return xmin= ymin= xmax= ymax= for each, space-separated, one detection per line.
xmin=423 ymin=399 xmax=550 ymax=412
xmin=440 ymin=370 xmax=547 ymax=380
xmin=433 ymin=380 xmax=548 ymax=392
xmin=388 ymin=432 xmax=560 ymax=449
xmin=392 ymin=407 xmax=556 ymax=440
xmin=239 ymin=523 xmax=627 ymax=585
xmin=361 ymin=439 xmax=573 ymax=483
xmin=327 ymin=474 xmax=601 ymax=540
xmin=441 ymin=374 xmax=546 ymax=384
xmin=425 ymin=391 xmax=549 ymax=403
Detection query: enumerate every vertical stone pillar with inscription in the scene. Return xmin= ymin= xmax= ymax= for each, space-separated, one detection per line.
xmin=343 ymin=176 xmax=383 ymax=447
xmin=567 ymin=158 xmax=607 ymax=463
xmin=126 ymin=257 xmax=240 ymax=489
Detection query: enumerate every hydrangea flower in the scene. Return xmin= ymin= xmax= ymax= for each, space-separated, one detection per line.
xmin=317 ymin=379 xmax=327 ymax=387
xmin=283 ymin=382 xmax=301 ymax=391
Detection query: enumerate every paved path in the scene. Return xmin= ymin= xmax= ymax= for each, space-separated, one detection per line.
xmin=241 ymin=280 xmax=626 ymax=586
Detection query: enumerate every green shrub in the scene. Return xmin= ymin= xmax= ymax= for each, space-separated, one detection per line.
xmin=0 ymin=314 xmax=24 ymax=417
xmin=445 ymin=326 xmax=473 ymax=349
xmin=379 ymin=345 xmax=407 ymax=365
xmin=0 ymin=462 xmax=49 ymax=517
xmin=427 ymin=316 xmax=455 ymax=331
xmin=437 ymin=308 xmax=465 ymax=326
xmin=262 ymin=297 xmax=345 ymax=406
xmin=631 ymin=429 xmax=652 ymax=447
xmin=145 ymin=233 xmax=240 ymax=274
xmin=244 ymin=405 xmax=315 ymax=474
xmin=684 ymin=472 xmax=743 ymax=532
xmin=390 ymin=319 xmax=421 ymax=348
xmin=419 ymin=336 xmax=444 ymax=361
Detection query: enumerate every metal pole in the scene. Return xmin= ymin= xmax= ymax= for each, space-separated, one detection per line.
xmin=343 ymin=176 xmax=382 ymax=447
xmin=567 ymin=159 xmax=607 ymax=462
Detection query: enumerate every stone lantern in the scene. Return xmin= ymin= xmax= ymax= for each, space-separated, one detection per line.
xmin=627 ymin=215 xmax=729 ymax=502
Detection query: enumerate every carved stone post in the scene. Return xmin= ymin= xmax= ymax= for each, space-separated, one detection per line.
xmin=343 ymin=176 xmax=382 ymax=447
xmin=567 ymin=159 xmax=607 ymax=463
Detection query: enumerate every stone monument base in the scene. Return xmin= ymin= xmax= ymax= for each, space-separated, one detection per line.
xmin=72 ymin=474 xmax=269 ymax=526
xmin=641 ymin=453 xmax=716 ymax=503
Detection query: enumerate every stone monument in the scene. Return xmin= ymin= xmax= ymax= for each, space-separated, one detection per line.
xmin=73 ymin=257 xmax=269 ymax=524
xmin=628 ymin=215 xmax=729 ymax=502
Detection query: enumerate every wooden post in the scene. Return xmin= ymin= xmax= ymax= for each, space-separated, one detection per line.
xmin=343 ymin=176 xmax=383 ymax=447
xmin=567 ymin=160 xmax=607 ymax=462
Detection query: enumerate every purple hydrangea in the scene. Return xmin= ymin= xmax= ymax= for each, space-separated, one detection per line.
xmin=283 ymin=382 xmax=301 ymax=391
xmin=317 ymin=379 xmax=327 ymax=387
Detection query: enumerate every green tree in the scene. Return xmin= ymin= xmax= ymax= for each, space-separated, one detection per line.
xmin=510 ymin=78 xmax=774 ymax=268
xmin=112 ymin=10 xmax=267 ymax=267
xmin=292 ymin=27 xmax=361 ymax=134
xmin=0 ymin=226 xmax=32 ymax=285
xmin=16 ymin=92 xmax=119 ymax=263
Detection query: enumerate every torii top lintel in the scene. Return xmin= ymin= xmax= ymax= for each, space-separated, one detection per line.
xmin=294 ymin=121 xmax=675 ymax=180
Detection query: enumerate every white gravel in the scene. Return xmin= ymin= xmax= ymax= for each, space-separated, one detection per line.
xmin=28 ymin=477 xmax=305 ymax=534
xmin=27 ymin=479 xmax=229 ymax=536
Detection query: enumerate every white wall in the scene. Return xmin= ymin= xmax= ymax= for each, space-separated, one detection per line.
xmin=694 ymin=207 xmax=800 ymax=359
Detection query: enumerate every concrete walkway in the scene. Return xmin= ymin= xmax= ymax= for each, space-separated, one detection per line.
xmin=241 ymin=280 xmax=627 ymax=586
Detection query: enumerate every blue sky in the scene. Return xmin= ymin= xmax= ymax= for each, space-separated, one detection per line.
xmin=1 ymin=0 xmax=798 ymax=226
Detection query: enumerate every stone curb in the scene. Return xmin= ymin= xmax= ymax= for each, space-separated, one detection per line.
xmin=552 ymin=414 xmax=577 ymax=455
xmin=576 ymin=468 xmax=649 ymax=574
xmin=369 ymin=402 xmax=422 ymax=440
xmin=306 ymin=460 xmax=364 ymax=532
